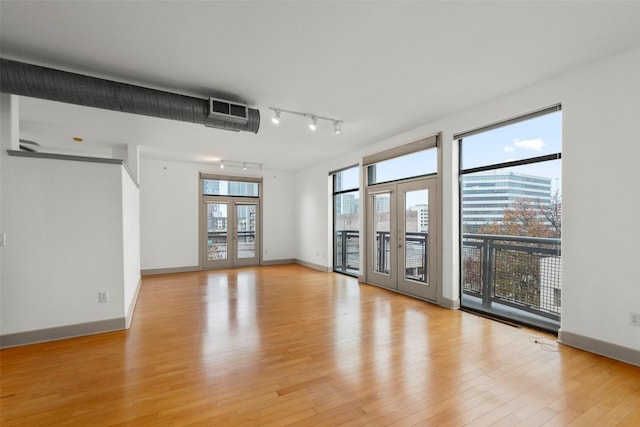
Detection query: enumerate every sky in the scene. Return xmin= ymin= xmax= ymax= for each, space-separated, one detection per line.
xmin=336 ymin=110 xmax=562 ymax=208
xmin=461 ymin=111 xmax=562 ymax=194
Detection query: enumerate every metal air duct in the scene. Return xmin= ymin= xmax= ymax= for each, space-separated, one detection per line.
xmin=0 ymin=58 xmax=260 ymax=133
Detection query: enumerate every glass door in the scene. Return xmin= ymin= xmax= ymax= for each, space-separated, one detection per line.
xmin=366 ymin=177 xmax=437 ymax=301
xmin=397 ymin=179 xmax=437 ymax=300
xmin=366 ymin=183 xmax=396 ymax=289
xmin=234 ymin=202 xmax=259 ymax=267
xmin=202 ymin=197 xmax=259 ymax=269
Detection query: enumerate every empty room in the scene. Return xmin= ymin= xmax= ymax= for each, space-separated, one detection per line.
xmin=1 ymin=1 xmax=639 ymax=425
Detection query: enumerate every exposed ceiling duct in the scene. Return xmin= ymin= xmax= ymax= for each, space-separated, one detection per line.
xmin=0 ymin=58 xmax=260 ymax=133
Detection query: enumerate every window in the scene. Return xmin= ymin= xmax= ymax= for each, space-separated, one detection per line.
xmin=458 ymin=106 xmax=562 ymax=332
xmin=202 ymin=179 xmax=259 ymax=197
xmin=332 ymin=166 xmax=360 ymax=276
xmin=367 ymin=149 xmax=437 ymax=185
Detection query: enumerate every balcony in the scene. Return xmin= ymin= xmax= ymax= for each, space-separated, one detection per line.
xmin=462 ymin=233 xmax=561 ymax=331
xmin=335 ymin=230 xmax=561 ymax=331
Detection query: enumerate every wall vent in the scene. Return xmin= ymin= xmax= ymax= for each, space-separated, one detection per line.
xmin=209 ymin=97 xmax=248 ymax=124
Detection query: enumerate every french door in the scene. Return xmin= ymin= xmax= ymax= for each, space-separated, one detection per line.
xmin=202 ymin=197 xmax=259 ymax=269
xmin=366 ymin=177 xmax=437 ymax=301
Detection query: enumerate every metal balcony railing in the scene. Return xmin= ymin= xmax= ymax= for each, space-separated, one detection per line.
xmin=334 ymin=230 xmax=562 ymax=321
xmin=207 ymin=230 xmax=256 ymax=260
xmin=335 ymin=230 xmax=360 ymax=274
xmin=462 ymin=233 xmax=561 ymax=320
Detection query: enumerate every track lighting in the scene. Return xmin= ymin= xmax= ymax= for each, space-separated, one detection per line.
xmin=218 ymin=160 xmax=263 ymax=171
xmin=268 ymin=106 xmax=343 ymax=134
xmin=272 ymin=110 xmax=281 ymax=124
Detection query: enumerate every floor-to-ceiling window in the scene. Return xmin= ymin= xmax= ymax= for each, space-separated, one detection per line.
xmin=332 ymin=166 xmax=360 ymax=276
xmin=458 ymin=106 xmax=562 ymax=331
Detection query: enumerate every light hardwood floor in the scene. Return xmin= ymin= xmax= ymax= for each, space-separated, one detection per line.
xmin=1 ymin=265 xmax=639 ymax=426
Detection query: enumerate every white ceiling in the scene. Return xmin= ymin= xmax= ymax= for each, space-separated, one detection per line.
xmin=1 ymin=1 xmax=639 ymax=172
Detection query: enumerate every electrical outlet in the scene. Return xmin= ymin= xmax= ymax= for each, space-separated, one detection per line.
xmin=98 ymin=291 xmax=109 ymax=303
xmin=630 ymin=312 xmax=640 ymax=326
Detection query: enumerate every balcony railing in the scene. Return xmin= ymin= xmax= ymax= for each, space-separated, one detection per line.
xmin=335 ymin=230 xmax=360 ymax=274
xmin=462 ymin=233 xmax=561 ymax=320
xmin=334 ymin=229 xmax=562 ymax=322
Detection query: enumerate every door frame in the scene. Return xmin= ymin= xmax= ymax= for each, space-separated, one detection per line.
xmin=361 ymin=133 xmax=442 ymax=304
xmin=198 ymin=173 xmax=263 ymax=270
xmin=365 ymin=176 xmax=438 ymax=301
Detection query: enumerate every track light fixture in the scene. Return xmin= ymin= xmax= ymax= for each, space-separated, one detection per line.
xmin=218 ymin=160 xmax=263 ymax=171
xmin=268 ymin=106 xmax=343 ymax=134
xmin=271 ymin=110 xmax=281 ymax=124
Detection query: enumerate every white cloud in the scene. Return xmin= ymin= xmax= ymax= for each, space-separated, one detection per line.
xmin=504 ymin=146 xmax=516 ymax=153
xmin=514 ymin=138 xmax=545 ymax=151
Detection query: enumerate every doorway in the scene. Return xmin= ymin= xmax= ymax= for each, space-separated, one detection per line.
xmin=202 ymin=197 xmax=260 ymax=269
xmin=366 ymin=177 xmax=437 ymax=301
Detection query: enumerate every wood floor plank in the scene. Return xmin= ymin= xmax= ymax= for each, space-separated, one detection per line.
xmin=1 ymin=265 xmax=639 ymax=426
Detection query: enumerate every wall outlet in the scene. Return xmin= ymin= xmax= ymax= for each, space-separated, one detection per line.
xmin=630 ymin=312 xmax=640 ymax=326
xmin=98 ymin=291 xmax=109 ymax=303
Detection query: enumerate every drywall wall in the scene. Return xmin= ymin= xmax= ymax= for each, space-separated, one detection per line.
xmin=140 ymin=158 xmax=295 ymax=270
xmin=295 ymin=46 xmax=640 ymax=351
xmin=0 ymin=155 xmax=126 ymax=334
xmin=121 ymin=166 xmax=141 ymax=321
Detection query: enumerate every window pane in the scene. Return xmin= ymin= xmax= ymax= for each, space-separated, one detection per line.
xmin=461 ymin=161 xmax=561 ymax=237
xmin=203 ymin=180 xmax=259 ymax=197
xmin=372 ymin=193 xmax=391 ymax=274
xmin=236 ymin=205 xmax=256 ymax=259
xmin=405 ymin=189 xmax=428 ymax=283
xmin=461 ymin=111 xmax=562 ymax=170
xmin=460 ymin=108 xmax=562 ymax=332
xmin=207 ymin=203 xmax=228 ymax=260
xmin=368 ymin=149 xmax=436 ymax=185
xmin=334 ymin=167 xmax=359 ymax=192
xmin=334 ymin=191 xmax=360 ymax=274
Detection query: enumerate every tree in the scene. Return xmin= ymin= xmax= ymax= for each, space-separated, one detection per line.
xmin=478 ymin=197 xmax=560 ymax=238
xmin=537 ymin=190 xmax=562 ymax=238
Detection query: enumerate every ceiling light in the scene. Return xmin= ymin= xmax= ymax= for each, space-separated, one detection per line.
xmin=217 ymin=160 xmax=263 ymax=171
xmin=268 ymin=106 xmax=343 ymax=134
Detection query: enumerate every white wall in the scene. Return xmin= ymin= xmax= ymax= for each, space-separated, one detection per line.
xmin=140 ymin=158 xmax=295 ymax=270
xmin=121 ymin=167 xmax=141 ymax=321
xmin=560 ymin=47 xmax=640 ymax=350
xmin=294 ymin=46 xmax=640 ymax=351
xmin=0 ymin=156 xmax=126 ymax=333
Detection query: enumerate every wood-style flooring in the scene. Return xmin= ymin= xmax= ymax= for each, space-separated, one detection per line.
xmin=1 ymin=264 xmax=639 ymax=426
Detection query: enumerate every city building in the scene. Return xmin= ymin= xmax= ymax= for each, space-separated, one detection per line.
xmin=461 ymin=171 xmax=552 ymax=228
